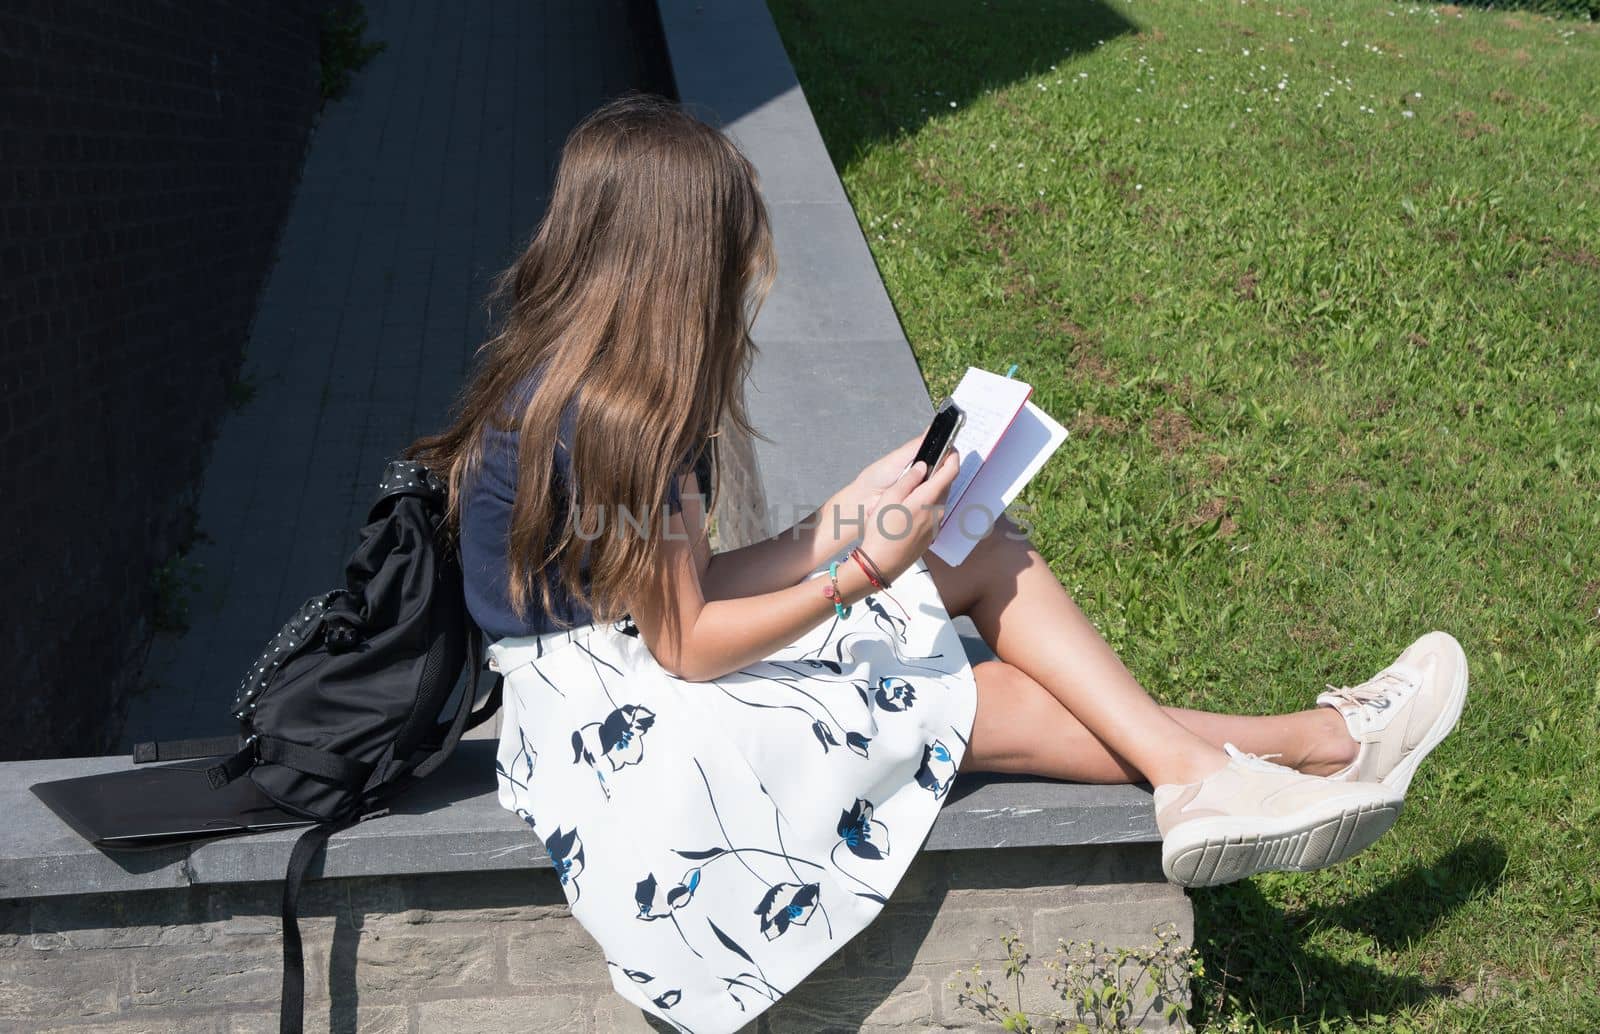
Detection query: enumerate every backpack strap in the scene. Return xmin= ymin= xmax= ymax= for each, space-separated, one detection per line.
xmin=463 ymin=620 xmax=503 ymax=732
xmin=131 ymin=734 xmax=244 ymax=764
xmin=278 ymin=819 xmax=343 ymax=1034
xmin=409 ymin=623 xmax=493 ymax=782
xmin=372 ymin=459 xmax=446 ymax=511
xmin=277 ymin=807 xmax=375 ymax=1034
xmin=463 ymin=672 xmax=503 ymax=732
xmin=203 ymin=735 xmax=375 ymax=792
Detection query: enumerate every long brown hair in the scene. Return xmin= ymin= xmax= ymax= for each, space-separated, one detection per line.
xmin=407 ymin=94 xmax=776 ymax=625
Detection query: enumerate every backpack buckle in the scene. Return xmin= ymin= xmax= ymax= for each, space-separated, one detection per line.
xmin=205 ymin=735 xmax=259 ymax=790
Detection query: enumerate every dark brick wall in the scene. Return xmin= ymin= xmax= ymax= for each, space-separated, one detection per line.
xmin=0 ymin=1 xmax=325 ymax=760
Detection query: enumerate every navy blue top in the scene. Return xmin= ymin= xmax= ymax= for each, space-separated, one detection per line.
xmin=459 ymin=396 xmax=712 ymax=640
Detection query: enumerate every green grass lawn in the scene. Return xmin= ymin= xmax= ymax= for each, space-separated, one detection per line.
xmin=768 ymin=1 xmax=1600 ymax=1029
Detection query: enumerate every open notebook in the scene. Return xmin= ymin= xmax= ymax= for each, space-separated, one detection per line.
xmin=929 ymin=367 xmax=1068 ymax=566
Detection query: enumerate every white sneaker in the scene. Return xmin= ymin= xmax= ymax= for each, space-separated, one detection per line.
xmin=1317 ymin=631 xmax=1469 ymax=794
xmin=1154 ymin=743 xmax=1404 ymax=887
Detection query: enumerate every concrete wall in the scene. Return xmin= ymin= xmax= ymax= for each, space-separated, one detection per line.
xmin=0 ymin=844 xmax=1189 ymax=1033
xmin=0 ymin=0 xmax=325 ymax=761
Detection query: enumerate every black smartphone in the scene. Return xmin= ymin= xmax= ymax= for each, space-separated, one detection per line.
xmin=908 ymin=397 xmax=965 ymax=479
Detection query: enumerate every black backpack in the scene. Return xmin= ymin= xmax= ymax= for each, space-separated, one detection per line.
xmin=130 ymin=458 xmax=502 ymax=1034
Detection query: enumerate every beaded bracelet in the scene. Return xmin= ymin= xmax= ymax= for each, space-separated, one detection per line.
xmin=823 ymin=560 xmax=852 ymax=619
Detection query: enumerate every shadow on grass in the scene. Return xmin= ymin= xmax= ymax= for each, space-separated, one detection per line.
xmin=770 ymin=0 xmax=1141 ymax=168
xmin=1191 ymin=837 xmax=1507 ymax=1026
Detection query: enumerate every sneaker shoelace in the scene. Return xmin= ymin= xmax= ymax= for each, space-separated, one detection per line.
xmin=1222 ymin=742 xmax=1297 ymax=775
xmin=1322 ymin=667 xmax=1419 ymax=712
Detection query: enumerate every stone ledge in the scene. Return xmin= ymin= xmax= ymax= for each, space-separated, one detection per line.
xmin=5 ymin=628 xmax=1160 ymax=904
xmin=0 ymin=733 xmax=1156 ymax=901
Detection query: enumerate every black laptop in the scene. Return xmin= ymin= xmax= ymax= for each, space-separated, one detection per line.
xmin=30 ymin=757 xmax=317 ymax=852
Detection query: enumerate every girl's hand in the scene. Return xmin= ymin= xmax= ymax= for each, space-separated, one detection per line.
xmin=856 ymin=447 xmax=960 ymax=586
xmin=824 ymin=433 xmax=923 ymax=537
xmin=855 ymin=433 xmax=926 ymax=497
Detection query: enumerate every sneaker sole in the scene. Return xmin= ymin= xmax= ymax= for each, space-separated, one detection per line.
xmin=1381 ymin=633 xmax=1470 ymax=796
xmin=1162 ymin=797 xmax=1402 ymax=888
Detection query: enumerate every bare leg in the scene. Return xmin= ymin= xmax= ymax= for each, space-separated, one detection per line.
xmin=1163 ymin=705 xmax=1354 ymax=776
xmin=964 ymin=659 xmax=1356 ymax=784
xmin=927 ymin=517 xmax=1235 ymax=787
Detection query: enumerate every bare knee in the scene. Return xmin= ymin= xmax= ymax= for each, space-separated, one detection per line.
xmin=966 ymin=659 xmax=1059 ymax=773
xmin=926 ymin=516 xmax=1039 ymax=620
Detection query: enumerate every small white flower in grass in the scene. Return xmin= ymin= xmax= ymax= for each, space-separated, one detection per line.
xmin=1242 ymin=48 xmax=1251 ymax=56
xmin=1402 ymin=110 xmax=1414 ymax=118
xmin=1135 ymin=183 xmax=1143 ymax=191
xmin=950 ymin=101 xmax=957 ymax=107
xmin=1078 ymin=72 xmax=1089 ymax=79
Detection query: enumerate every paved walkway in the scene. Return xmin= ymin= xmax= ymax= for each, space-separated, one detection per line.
xmin=118 ymin=0 xmax=658 ymax=751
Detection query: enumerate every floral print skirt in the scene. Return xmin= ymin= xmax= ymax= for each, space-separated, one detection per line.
xmin=490 ymin=558 xmax=980 ymax=1033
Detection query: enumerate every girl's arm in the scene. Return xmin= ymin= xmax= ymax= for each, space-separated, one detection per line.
xmin=696 ymin=433 xmax=925 ymax=600
xmin=627 ymin=448 xmax=957 ymax=682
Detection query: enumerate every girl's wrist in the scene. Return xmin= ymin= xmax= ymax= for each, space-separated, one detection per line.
xmin=850 ymin=545 xmax=891 ymax=590
xmin=821 ymin=552 xmax=874 ymax=612
xmin=805 ymin=494 xmax=857 ymax=569
xmin=839 ymin=559 xmax=875 ymax=607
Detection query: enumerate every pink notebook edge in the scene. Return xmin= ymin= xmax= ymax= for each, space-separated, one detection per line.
xmin=938 ymin=374 xmax=1035 ymax=528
